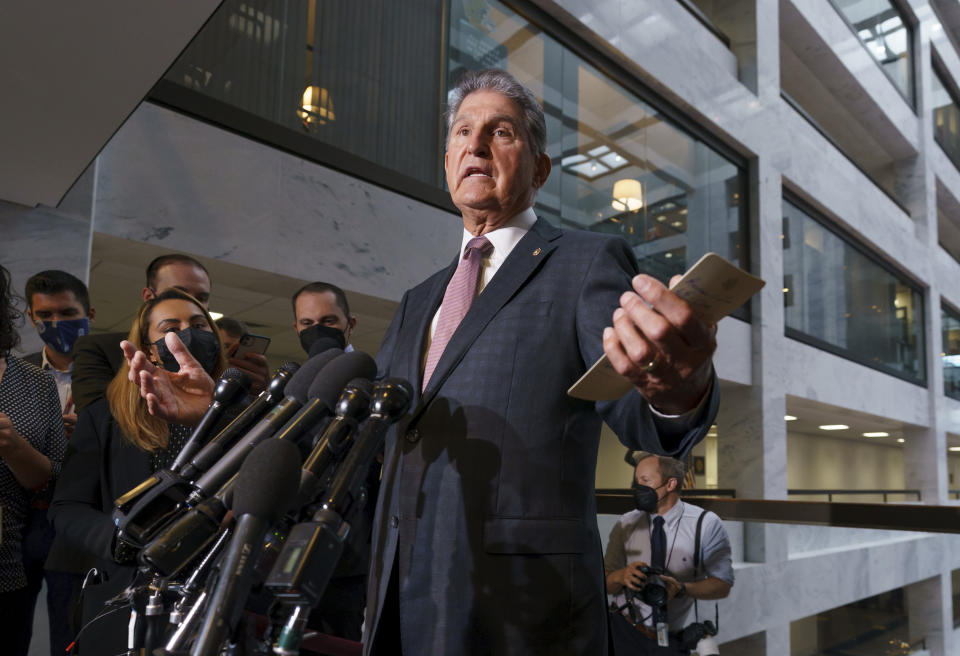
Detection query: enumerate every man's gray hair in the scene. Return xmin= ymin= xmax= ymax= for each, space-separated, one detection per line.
xmin=634 ymin=452 xmax=686 ymax=490
xmin=445 ymin=69 xmax=547 ymax=158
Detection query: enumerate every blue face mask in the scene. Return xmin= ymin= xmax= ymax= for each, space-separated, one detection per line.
xmin=35 ymin=318 xmax=90 ymax=354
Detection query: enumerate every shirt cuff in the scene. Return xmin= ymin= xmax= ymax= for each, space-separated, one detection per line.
xmin=649 ymin=377 xmax=714 ymax=434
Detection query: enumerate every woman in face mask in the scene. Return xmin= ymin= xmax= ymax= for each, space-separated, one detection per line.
xmin=49 ymin=289 xmax=225 ymax=652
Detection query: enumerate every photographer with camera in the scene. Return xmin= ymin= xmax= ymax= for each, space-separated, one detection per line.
xmin=605 ymin=452 xmax=733 ymax=655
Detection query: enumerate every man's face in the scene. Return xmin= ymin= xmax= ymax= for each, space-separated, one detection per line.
xmin=294 ymin=291 xmax=355 ymax=341
xmin=634 ymin=457 xmax=667 ymax=492
xmin=27 ymin=291 xmax=92 ymax=325
xmin=444 ymin=89 xmax=550 ymax=229
xmin=145 ymin=262 xmax=211 ymax=307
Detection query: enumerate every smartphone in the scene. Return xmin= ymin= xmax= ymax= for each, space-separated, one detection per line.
xmin=233 ymin=332 xmax=271 ymax=358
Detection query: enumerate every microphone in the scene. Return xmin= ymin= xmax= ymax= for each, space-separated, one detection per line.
xmin=191 ymin=439 xmax=302 ymax=656
xmin=292 ymin=378 xmax=374 ymax=509
xmin=112 ymin=364 xmax=297 ymax=555
xmin=265 ymin=378 xmax=412 ymax=611
xmin=179 ymin=362 xmax=300 ymax=480
xmin=186 ymin=349 xmax=342 ymax=501
xmin=171 ymin=368 xmax=252 ymax=473
xmin=139 ymin=354 xmax=375 ymax=577
xmin=272 ymin=351 xmax=377 ymax=447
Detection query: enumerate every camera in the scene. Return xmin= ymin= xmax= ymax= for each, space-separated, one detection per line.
xmin=681 ymin=619 xmax=719 ymax=654
xmin=637 ymin=565 xmax=668 ymax=610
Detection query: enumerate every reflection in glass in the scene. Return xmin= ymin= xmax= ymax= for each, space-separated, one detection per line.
xmin=943 ymin=305 xmax=960 ymax=400
xmin=791 ymin=588 xmax=917 ymax=655
xmin=445 ymin=0 xmax=747 ymax=294
xmin=782 ymin=200 xmax=925 ymax=382
xmin=830 ymin=0 xmax=914 ymax=104
xmin=932 ymin=66 xmax=960 ymax=172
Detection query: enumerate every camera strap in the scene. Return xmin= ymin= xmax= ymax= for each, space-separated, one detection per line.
xmin=692 ymin=508 xmax=707 ymax=623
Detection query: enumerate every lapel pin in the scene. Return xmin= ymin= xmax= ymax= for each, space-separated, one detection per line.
xmin=532 ymin=248 xmax=542 ymax=256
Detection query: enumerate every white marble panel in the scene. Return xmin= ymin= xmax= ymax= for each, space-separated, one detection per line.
xmin=93 ymin=103 xmax=462 ymax=303
xmin=715 ymin=316 xmax=752 ymax=386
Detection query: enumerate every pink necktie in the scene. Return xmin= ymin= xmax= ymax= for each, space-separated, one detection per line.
xmin=422 ymin=236 xmax=493 ymax=390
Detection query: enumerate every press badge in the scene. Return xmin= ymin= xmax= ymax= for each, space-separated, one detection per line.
xmin=657 ymin=621 xmax=669 ymax=647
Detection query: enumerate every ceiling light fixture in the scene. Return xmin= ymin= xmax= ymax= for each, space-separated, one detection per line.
xmin=784 ymin=415 xmax=797 ymax=421
xmin=209 ymin=311 xmax=224 ymax=321
xmin=950 ymin=447 xmax=960 ymax=452
xmin=611 ymin=179 xmax=643 ymax=212
xmin=863 ymin=432 xmax=889 ymax=437
xmin=897 ymin=438 xmax=905 ymax=443
xmin=818 ymin=424 xmax=849 ymax=431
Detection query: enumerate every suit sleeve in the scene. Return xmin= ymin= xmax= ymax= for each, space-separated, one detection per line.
xmin=574 ymin=237 xmax=718 ymax=457
xmin=49 ymin=402 xmax=116 ymax=561
xmin=375 ymin=290 xmax=411 ymax=380
xmin=72 ymin=334 xmax=122 ymax=413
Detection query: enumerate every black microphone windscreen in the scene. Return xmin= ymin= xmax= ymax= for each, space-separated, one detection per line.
xmin=218 ymin=367 xmax=252 ymax=395
xmin=284 ymin=350 xmax=343 ymax=404
xmin=232 ymin=439 xmax=302 ymax=522
xmin=307 ymin=351 xmax=378 ymax=408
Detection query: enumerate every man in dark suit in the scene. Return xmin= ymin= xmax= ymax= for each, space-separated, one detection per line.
xmin=362 ymin=70 xmax=719 ymax=655
xmin=72 ymin=253 xmax=269 ymax=411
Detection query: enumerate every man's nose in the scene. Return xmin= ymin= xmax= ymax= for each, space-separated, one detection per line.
xmin=466 ymin=132 xmax=490 ymax=156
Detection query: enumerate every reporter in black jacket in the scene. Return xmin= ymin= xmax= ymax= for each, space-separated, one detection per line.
xmin=50 ymin=289 xmax=226 ymax=653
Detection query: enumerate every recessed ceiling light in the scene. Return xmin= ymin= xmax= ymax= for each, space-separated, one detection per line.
xmin=950 ymin=447 xmax=960 ymax=452
xmin=863 ymin=432 xmax=889 ymax=437
xmin=784 ymin=415 xmax=797 ymax=421
xmin=819 ymin=424 xmax=849 ymax=431
xmin=209 ymin=311 xmax=224 ymax=321
xmin=897 ymin=438 xmax=905 ymax=443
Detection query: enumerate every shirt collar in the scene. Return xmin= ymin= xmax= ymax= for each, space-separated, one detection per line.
xmin=40 ymin=347 xmax=73 ymax=373
xmin=458 ymin=207 xmax=538 ymax=265
xmin=653 ymin=498 xmax=684 ymax=526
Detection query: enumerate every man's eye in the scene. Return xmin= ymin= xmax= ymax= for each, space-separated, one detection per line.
xmin=193 ymin=322 xmax=209 ymax=330
xmin=495 ymin=129 xmax=509 ymax=137
xmin=458 ymin=127 xmax=469 ymax=136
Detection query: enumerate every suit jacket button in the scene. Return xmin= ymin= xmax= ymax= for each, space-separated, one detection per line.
xmin=405 ymin=428 xmax=420 ymax=443
xmin=390 ymin=515 xmax=400 ymax=528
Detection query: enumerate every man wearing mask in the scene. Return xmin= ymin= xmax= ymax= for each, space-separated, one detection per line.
xmin=292 ymin=281 xmax=357 ymax=355
xmin=21 ymin=270 xmax=93 ymax=656
xmin=72 ymin=253 xmax=269 ymax=411
xmin=605 ymin=453 xmax=734 ymax=655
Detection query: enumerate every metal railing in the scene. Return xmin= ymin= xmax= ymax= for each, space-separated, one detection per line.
xmin=787 ymin=488 xmax=922 ymax=502
xmin=595 ymin=490 xmax=960 ymax=534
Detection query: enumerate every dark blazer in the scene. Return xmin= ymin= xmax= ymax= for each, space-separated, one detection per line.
xmin=72 ymin=332 xmax=126 ymax=413
xmin=365 ymin=219 xmax=718 ymax=655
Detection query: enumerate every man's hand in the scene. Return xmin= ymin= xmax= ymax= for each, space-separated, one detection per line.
xmin=62 ymin=413 xmax=77 ymax=438
xmin=603 ymin=274 xmax=717 ymax=414
xmin=121 ymin=333 xmax=215 ymax=426
xmin=610 ymin=561 xmax=649 ymax=592
xmin=660 ymin=574 xmax=684 ymax=600
xmin=228 ymin=352 xmax=269 ymax=395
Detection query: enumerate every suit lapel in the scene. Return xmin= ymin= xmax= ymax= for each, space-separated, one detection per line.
xmin=414 ymin=217 xmax=562 ymax=418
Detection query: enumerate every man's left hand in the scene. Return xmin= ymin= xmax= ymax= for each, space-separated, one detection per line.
xmin=603 ymin=274 xmax=716 ymax=415
xmin=228 ymin=352 xmax=269 ymax=395
xmin=660 ymin=574 xmax=685 ymax=600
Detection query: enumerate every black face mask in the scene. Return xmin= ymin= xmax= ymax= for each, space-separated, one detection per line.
xmin=631 ymin=481 xmax=669 ymax=514
xmin=299 ymin=323 xmax=347 ymax=356
xmin=153 ymin=327 xmax=220 ymax=374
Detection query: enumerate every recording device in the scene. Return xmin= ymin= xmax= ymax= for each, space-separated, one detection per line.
xmin=264 ymin=378 xmax=413 ymax=654
xmin=233 ymin=332 xmax=271 ymax=358
xmin=191 ymin=439 xmax=303 ymax=656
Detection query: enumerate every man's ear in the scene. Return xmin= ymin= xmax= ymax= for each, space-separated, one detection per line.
xmin=142 ymin=287 xmax=155 ymax=303
xmin=532 ymin=152 xmax=552 ymax=189
xmin=88 ymin=307 xmax=96 ymax=324
xmin=666 ymin=477 xmax=678 ymax=494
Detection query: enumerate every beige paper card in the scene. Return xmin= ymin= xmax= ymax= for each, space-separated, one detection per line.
xmin=568 ymin=253 xmax=765 ymax=401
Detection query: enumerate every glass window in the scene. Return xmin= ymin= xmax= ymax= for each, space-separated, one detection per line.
xmin=163 ymin=0 xmax=446 ymax=187
xmin=932 ymin=65 xmax=960 ymax=172
xmin=944 ymin=304 xmax=960 ymax=400
xmin=783 ymin=199 xmax=925 ymax=383
xmin=446 ymin=0 xmax=748 ymax=292
xmin=830 ymin=0 xmax=914 ymax=105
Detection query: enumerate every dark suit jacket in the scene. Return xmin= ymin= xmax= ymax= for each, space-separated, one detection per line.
xmin=72 ymin=332 xmax=126 ymax=413
xmin=365 ymin=219 xmax=718 ymax=655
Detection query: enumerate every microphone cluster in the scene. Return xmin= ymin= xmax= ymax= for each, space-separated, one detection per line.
xmin=101 ymin=350 xmax=413 ymax=656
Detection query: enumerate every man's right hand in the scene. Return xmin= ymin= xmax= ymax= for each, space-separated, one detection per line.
xmin=611 ymin=561 xmax=648 ymax=592
xmin=122 ymin=333 xmax=215 ymax=426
